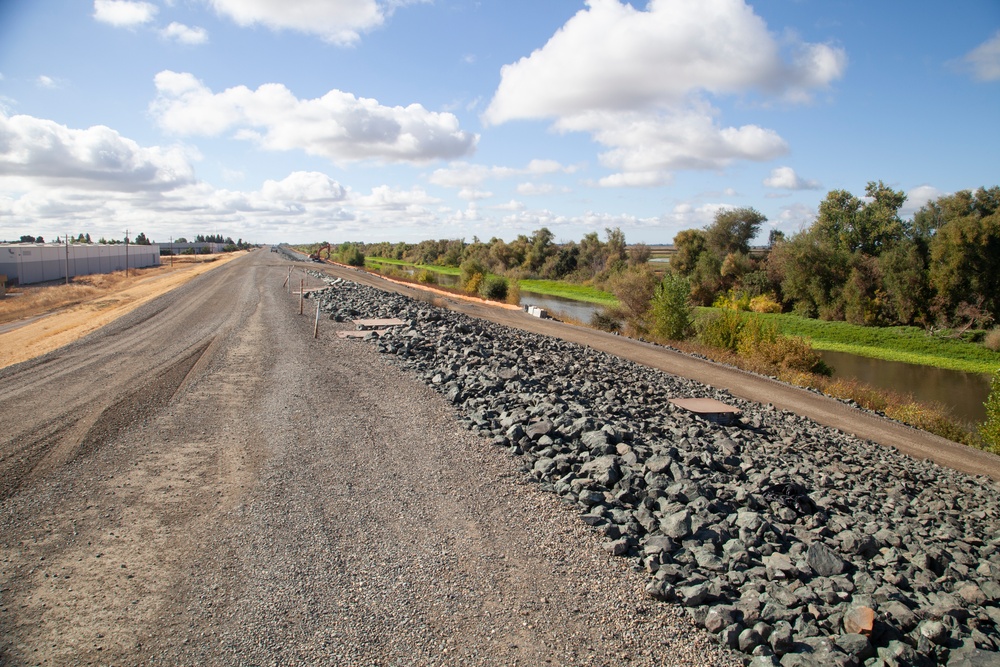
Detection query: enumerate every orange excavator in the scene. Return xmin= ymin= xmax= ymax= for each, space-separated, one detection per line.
xmin=308 ymin=243 xmax=332 ymax=262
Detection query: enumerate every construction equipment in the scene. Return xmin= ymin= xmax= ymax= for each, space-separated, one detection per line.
xmin=308 ymin=244 xmax=332 ymax=262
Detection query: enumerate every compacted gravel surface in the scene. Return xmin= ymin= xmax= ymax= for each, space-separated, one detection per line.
xmin=0 ymin=250 xmax=738 ymax=666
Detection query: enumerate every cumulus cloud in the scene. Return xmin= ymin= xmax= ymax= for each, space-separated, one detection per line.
xmin=458 ymin=187 xmax=493 ymax=201
xmin=93 ymin=0 xmax=158 ymax=27
xmin=901 ymin=184 xmax=944 ymax=219
xmin=483 ymin=0 xmax=843 ymax=186
xmin=763 ymin=166 xmax=821 ymax=190
xmin=208 ymin=0 xmax=385 ymax=46
xmin=962 ymin=30 xmax=1000 ymax=82
xmin=161 ymin=22 xmax=209 ymax=45
xmin=150 ymin=71 xmax=477 ymax=164
xmin=0 ymin=113 xmax=196 ymax=191
xmin=428 ymin=159 xmax=573 ymax=189
xmin=36 ymin=75 xmax=57 ymax=89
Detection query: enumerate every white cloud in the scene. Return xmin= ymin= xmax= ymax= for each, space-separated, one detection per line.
xmin=483 ymin=0 xmax=842 ymax=186
xmin=208 ymin=0 xmax=384 ymax=46
xmin=484 ymin=0 xmax=845 ymax=124
xmin=763 ymin=166 xmax=821 ymax=190
xmin=901 ymin=184 xmax=944 ymax=219
xmin=0 ymin=113 xmax=196 ymax=191
xmin=350 ymin=185 xmax=440 ymax=210
xmin=428 ymin=159 xmax=573 ymax=189
xmin=93 ymin=0 xmax=158 ymax=27
xmin=492 ymin=200 xmax=525 ymax=211
xmin=963 ymin=30 xmax=1000 ymax=82
xmin=161 ymin=22 xmax=209 ymax=45
xmin=36 ymin=75 xmax=57 ymax=89
xmin=516 ymin=182 xmax=554 ymax=196
xmin=458 ymin=187 xmax=493 ymax=201
xmin=150 ymin=71 xmax=477 ymax=164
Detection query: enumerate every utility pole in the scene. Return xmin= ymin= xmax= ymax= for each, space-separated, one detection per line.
xmin=169 ymin=236 xmax=173 ymax=267
xmin=64 ymin=232 xmax=70 ymax=285
xmin=125 ymin=229 xmax=129 ymax=277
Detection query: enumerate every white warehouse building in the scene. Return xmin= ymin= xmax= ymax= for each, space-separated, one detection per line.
xmin=0 ymin=243 xmax=161 ymax=286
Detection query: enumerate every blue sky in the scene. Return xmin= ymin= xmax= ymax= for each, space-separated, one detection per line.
xmin=1 ymin=0 xmax=998 ymax=246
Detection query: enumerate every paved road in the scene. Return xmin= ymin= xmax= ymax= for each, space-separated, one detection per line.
xmin=0 ymin=250 xmax=735 ymax=666
xmin=317 ymin=261 xmax=1000 ymax=482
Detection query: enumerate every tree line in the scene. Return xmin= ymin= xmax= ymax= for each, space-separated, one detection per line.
xmin=360 ymin=182 xmax=999 ymax=332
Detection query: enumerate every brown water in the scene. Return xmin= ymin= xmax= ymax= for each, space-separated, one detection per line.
xmin=818 ymin=349 xmax=991 ymax=425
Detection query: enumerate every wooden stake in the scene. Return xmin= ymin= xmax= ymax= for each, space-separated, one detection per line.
xmin=283 ymin=267 xmax=291 ymax=289
xmin=313 ymin=300 xmax=320 ymax=338
xmin=299 ymin=278 xmax=304 ymax=315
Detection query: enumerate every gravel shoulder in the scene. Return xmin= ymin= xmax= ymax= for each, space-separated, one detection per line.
xmin=0 ymin=250 xmax=738 ymax=666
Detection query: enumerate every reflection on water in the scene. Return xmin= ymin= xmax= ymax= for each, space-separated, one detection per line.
xmin=818 ymin=350 xmax=991 ymax=425
xmin=519 ymin=291 xmax=604 ymax=324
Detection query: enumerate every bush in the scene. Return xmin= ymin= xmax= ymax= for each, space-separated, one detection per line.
xmin=608 ymin=268 xmax=657 ymax=331
xmin=650 ymin=273 xmax=694 ymax=340
xmin=478 ymin=274 xmax=509 ymax=301
xmin=984 ymin=328 xmax=1000 ymax=352
xmin=697 ymin=309 xmax=745 ymax=351
xmin=459 ymin=258 xmax=486 ymax=293
xmin=505 ymin=279 xmax=521 ymax=306
xmin=749 ymin=293 xmax=782 ymax=313
xmin=591 ymin=309 xmax=622 ymax=333
xmin=713 ymin=290 xmax=751 ymax=312
xmin=415 ymin=269 xmax=436 ymax=284
xmin=981 ymin=370 xmax=1000 ymax=453
xmin=338 ymin=244 xmax=365 ymax=266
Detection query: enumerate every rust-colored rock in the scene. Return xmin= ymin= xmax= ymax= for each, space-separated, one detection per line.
xmin=843 ymin=606 xmax=875 ymax=636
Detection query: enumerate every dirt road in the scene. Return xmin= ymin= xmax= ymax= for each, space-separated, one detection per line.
xmin=0 ymin=250 xmax=735 ymax=665
xmin=318 ymin=262 xmax=1000 ymax=482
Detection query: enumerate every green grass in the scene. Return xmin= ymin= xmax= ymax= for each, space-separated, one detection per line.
xmin=695 ymin=308 xmax=1000 ymax=375
xmin=365 ymin=257 xmax=460 ymax=276
xmin=518 ymin=279 xmax=619 ymax=306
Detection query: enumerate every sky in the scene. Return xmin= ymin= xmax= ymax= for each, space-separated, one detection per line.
xmin=0 ymin=0 xmax=998 ymax=246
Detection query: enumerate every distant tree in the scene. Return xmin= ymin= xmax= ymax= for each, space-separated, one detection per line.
xmin=175 ymin=237 xmax=188 ymax=243
xmin=767 ymin=229 xmax=785 ymax=247
xmin=36 ymin=236 xmax=44 ymax=243
xmin=705 ymin=207 xmax=767 ymax=257
xmin=928 ymin=187 xmax=1000 ymax=322
xmin=19 ymin=235 xmax=36 ymax=243
xmin=671 ymin=229 xmax=708 ymax=276
xmin=628 ymin=243 xmax=652 ymax=266
xmin=134 ymin=232 xmax=151 ymax=245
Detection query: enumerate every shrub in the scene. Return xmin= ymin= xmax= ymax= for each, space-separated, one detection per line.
xmin=981 ymin=370 xmax=1000 ymax=453
xmin=505 ymin=279 xmax=521 ymax=306
xmin=749 ymin=293 xmax=783 ymax=314
xmin=591 ymin=309 xmax=622 ymax=333
xmin=608 ymin=268 xmax=657 ymax=332
xmin=478 ymin=274 xmax=509 ymax=301
xmin=713 ymin=290 xmax=751 ymax=312
xmin=338 ymin=245 xmax=365 ymax=266
xmin=984 ymin=328 xmax=1000 ymax=352
xmin=459 ymin=258 xmax=486 ymax=293
xmin=415 ymin=269 xmax=436 ymax=284
xmin=697 ymin=309 xmax=745 ymax=351
xmin=650 ymin=273 xmax=694 ymax=340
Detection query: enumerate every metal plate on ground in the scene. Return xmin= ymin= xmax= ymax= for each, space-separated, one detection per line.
xmin=352 ymin=318 xmax=407 ymax=328
xmin=669 ymin=397 xmax=741 ymax=424
xmin=336 ymin=329 xmax=388 ymax=338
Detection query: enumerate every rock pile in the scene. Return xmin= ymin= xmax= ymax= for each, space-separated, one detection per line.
xmin=309 ymin=275 xmax=1000 ymax=666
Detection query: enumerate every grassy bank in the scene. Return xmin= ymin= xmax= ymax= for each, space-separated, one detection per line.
xmin=366 ymin=257 xmax=461 ymax=276
xmin=518 ymin=279 xmax=618 ymax=306
xmin=742 ymin=311 xmax=1000 ymax=375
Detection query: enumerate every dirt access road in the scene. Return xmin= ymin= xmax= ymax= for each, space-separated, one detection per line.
xmin=0 ymin=250 xmax=735 ymax=666
xmin=320 ymin=261 xmax=1000 ymax=482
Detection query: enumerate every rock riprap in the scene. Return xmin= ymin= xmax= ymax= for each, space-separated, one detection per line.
xmin=308 ymin=274 xmax=1000 ymax=666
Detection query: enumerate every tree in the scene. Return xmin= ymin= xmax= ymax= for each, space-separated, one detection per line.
xmin=134 ymin=232 xmax=151 ymax=245
xmin=607 ymin=267 xmax=657 ymax=335
xmin=981 ymin=370 xmax=1000 ymax=454
xmin=928 ymin=187 xmax=1000 ymax=322
xmin=650 ymin=273 xmax=694 ymax=340
xmin=705 ymin=207 xmax=766 ymax=257
xmin=671 ymin=229 xmax=707 ymax=276
xmin=815 ymin=181 xmax=906 ymax=256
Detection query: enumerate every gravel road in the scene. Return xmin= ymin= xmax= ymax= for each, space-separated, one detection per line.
xmin=0 ymin=250 xmax=739 ymax=666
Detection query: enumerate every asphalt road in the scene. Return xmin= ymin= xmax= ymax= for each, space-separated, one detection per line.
xmin=0 ymin=250 xmax=736 ymax=666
